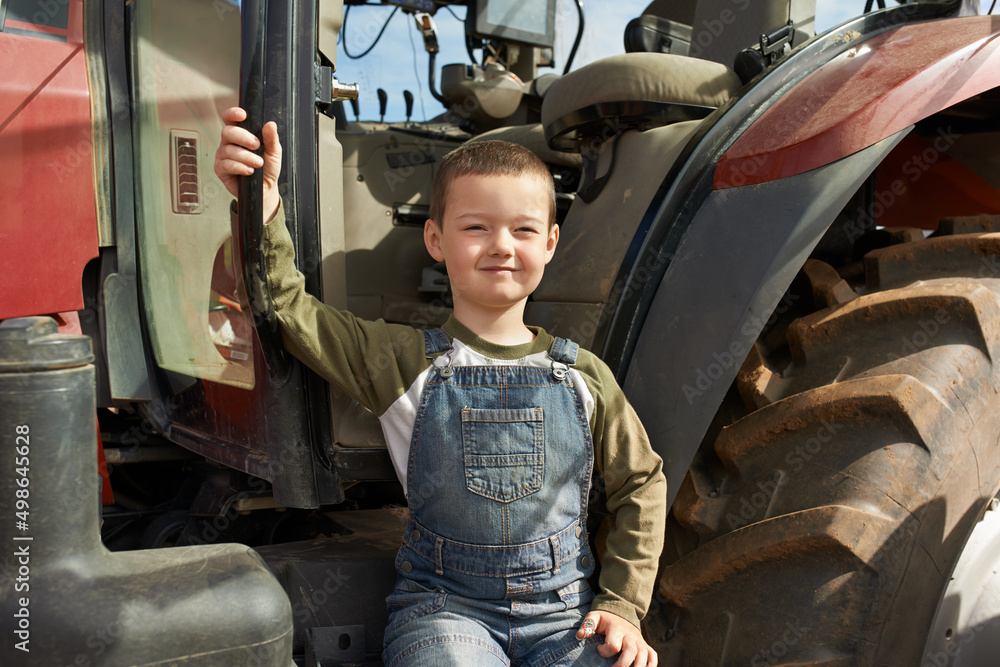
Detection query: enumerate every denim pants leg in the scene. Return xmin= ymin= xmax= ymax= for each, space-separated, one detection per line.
xmin=382 ymin=578 xmax=617 ymax=667
xmin=512 ymin=579 xmax=615 ymax=667
xmin=382 ymin=579 xmax=510 ymax=667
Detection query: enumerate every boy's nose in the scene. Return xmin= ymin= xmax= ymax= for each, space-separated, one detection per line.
xmin=489 ymin=231 xmax=514 ymax=256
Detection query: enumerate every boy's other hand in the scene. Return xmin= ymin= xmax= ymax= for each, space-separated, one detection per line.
xmin=577 ymin=610 xmax=657 ymax=667
xmin=214 ymin=106 xmax=282 ymax=223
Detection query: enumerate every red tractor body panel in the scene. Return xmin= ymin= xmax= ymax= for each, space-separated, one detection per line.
xmin=0 ymin=0 xmax=98 ymax=320
xmin=714 ymin=15 xmax=1000 ymax=189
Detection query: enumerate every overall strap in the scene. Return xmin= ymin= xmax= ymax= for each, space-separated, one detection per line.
xmin=422 ymin=328 xmax=452 ymax=356
xmin=548 ymin=337 xmax=579 ymax=366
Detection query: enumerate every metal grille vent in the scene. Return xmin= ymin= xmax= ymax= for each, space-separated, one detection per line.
xmin=170 ymin=130 xmax=202 ymax=215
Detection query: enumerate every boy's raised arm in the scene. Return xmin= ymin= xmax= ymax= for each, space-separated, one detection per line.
xmin=215 ymin=107 xmax=426 ymax=415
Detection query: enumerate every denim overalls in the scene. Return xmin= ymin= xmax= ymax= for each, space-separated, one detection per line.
xmin=382 ymin=330 xmax=614 ymax=667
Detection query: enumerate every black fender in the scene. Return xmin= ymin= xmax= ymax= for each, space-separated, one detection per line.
xmin=626 ymin=135 xmax=905 ymax=508
xmin=599 ymin=4 xmax=1000 ymax=508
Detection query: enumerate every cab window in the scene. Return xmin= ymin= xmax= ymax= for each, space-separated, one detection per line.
xmin=130 ymin=0 xmax=255 ymax=389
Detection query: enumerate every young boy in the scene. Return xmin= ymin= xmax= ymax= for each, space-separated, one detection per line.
xmin=215 ymin=107 xmax=666 ymax=667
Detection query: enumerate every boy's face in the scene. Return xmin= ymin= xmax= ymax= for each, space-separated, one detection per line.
xmin=424 ymin=173 xmax=558 ymax=320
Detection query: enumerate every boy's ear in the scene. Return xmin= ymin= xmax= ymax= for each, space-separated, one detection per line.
xmin=424 ymin=219 xmax=446 ymax=262
xmin=544 ymin=223 xmax=559 ymax=264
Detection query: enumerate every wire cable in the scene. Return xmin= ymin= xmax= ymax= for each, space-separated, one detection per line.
xmin=563 ymin=0 xmax=584 ymax=74
xmin=343 ymin=4 xmax=399 ymax=59
xmin=466 ymin=34 xmax=480 ymax=66
xmin=407 ymin=22 xmax=430 ymax=120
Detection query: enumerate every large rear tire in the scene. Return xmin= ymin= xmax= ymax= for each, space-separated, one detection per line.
xmin=650 ymin=224 xmax=1000 ymax=665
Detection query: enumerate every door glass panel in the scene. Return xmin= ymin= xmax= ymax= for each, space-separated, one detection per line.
xmin=131 ymin=0 xmax=254 ymax=389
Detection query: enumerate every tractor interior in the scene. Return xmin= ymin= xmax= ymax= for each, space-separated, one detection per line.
xmin=328 ymin=0 xmax=796 ymax=451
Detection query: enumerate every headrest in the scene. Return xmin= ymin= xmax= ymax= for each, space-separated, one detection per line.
xmin=541 ymin=53 xmax=741 ymax=152
xmin=624 ymin=15 xmax=692 ymax=55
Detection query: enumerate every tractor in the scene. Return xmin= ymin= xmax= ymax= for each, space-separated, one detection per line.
xmin=2 ymin=0 xmax=1000 ymax=664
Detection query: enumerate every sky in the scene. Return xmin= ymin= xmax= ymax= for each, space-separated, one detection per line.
xmin=334 ymin=1 xmax=898 ymax=122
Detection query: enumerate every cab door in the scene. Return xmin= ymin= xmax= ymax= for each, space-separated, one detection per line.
xmin=126 ymin=0 xmax=347 ymax=508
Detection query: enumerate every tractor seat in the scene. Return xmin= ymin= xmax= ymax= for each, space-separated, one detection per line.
xmin=541 ymin=53 xmax=742 ymax=152
xmin=470 ymin=123 xmax=582 ymax=169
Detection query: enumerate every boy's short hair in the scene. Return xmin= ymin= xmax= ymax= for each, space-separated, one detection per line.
xmin=430 ymin=140 xmax=556 ymax=228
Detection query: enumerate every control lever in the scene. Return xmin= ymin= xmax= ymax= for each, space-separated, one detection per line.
xmin=350 ymin=97 xmax=359 ymax=120
xmin=403 ymin=90 xmax=414 ymax=124
xmin=378 ymin=88 xmax=388 ymax=123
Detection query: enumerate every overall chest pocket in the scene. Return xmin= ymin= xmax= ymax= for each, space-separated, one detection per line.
xmin=461 ymin=407 xmax=544 ymax=502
